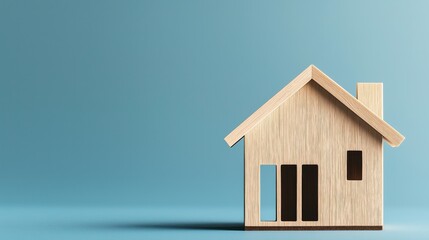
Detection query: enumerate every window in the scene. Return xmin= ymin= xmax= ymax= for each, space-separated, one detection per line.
xmin=260 ymin=165 xmax=276 ymax=221
xmin=302 ymin=165 xmax=318 ymax=221
xmin=281 ymin=165 xmax=297 ymax=221
xmin=347 ymin=151 xmax=362 ymax=180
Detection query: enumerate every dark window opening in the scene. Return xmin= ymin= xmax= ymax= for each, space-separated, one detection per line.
xmin=347 ymin=151 xmax=363 ymax=180
xmin=281 ymin=165 xmax=297 ymax=221
xmin=302 ymin=165 xmax=318 ymax=221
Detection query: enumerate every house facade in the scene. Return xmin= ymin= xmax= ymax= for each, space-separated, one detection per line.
xmin=225 ymin=65 xmax=404 ymax=230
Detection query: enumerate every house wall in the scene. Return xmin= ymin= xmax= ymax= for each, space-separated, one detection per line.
xmin=244 ymin=80 xmax=383 ymax=227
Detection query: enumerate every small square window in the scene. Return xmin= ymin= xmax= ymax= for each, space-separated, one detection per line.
xmin=347 ymin=151 xmax=362 ymax=180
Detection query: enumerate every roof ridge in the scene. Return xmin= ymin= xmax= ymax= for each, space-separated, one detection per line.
xmin=224 ymin=65 xmax=404 ymax=148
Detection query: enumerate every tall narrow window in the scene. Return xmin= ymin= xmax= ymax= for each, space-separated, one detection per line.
xmin=281 ymin=165 xmax=297 ymax=221
xmin=260 ymin=165 xmax=276 ymax=221
xmin=302 ymin=165 xmax=318 ymax=221
xmin=347 ymin=151 xmax=363 ymax=180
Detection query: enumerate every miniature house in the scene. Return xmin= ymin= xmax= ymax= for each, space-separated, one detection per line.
xmin=225 ymin=65 xmax=404 ymax=230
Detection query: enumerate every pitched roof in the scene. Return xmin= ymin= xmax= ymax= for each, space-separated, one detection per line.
xmin=224 ymin=65 xmax=404 ymax=147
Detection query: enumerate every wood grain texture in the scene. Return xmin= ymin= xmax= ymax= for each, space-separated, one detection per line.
xmin=311 ymin=67 xmax=402 ymax=146
xmin=356 ymin=82 xmax=384 ymax=226
xmin=225 ymin=65 xmax=404 ymax=147
xmin=356 ymin=83 xmax=383 ymax=118
xmin=244 ymin=81 xmax=383 ymax=227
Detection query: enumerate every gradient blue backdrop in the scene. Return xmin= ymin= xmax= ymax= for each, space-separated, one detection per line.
xmin=0 ymin=0 xmax=427 ymax=239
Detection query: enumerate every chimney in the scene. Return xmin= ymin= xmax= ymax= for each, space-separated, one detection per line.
xmin=356 ymin=83 xmax=383 ymax=119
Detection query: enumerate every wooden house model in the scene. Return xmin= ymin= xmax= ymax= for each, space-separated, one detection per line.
xmin=224 ymin=65 xmax=404 ymax=230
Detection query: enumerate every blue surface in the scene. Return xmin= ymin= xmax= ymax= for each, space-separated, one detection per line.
xmin=260 ymin=165 xmax=276 ymax=221
xmin=1 ymin=207 xmax=428 ymax=239
xmin=0 ymin=0 xmax=428 ymax=239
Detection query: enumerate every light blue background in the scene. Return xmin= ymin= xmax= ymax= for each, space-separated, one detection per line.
xmin=0 ymin=0 xmax=428 ymax=239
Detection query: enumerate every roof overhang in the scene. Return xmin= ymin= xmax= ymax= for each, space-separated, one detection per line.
xmin=224 ymin=65 xmax=405 ymax=148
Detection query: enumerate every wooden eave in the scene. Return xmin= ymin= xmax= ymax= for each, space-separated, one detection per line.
xmin=224 ymin=65 xmax=405 ymax=147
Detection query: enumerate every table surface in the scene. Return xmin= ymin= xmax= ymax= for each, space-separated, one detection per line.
xmin=0 ymin=206 xmax=427 ymax=240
